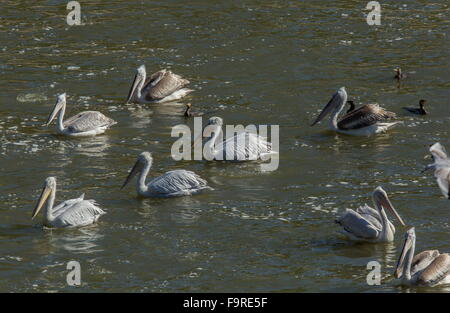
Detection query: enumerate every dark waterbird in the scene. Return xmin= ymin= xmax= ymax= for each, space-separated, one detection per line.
xmin=403 ymin=99 xmax=427 ymax=115
xmin=184 ymin=103 xmax=203 ymax=117
xmin=394 ymin=67 xmax=407 ymax=80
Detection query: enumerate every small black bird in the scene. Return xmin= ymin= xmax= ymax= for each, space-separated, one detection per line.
xmin=403 ymin=99 xmax=427 ymax=115
xmin=394 ymin=67 xmax=407 ymax=80
xmin=184 ymin=103 xmax=203 ymax=117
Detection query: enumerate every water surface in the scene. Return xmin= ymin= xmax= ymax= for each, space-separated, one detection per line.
xmin=0 ymin=0 xmax=449 ymax=292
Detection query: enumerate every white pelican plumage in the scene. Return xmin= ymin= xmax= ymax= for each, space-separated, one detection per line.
xmin=424 ymin=142 xmax=450 ymax=199
xmin=121 ymin=152 xmax=213 ymax=198
xmin=126 ymin=65 xmax=193 ymax=104
xmin=193 ymin=116 xmax=277 ymax=161
xmin=45 ymin=93 xmax=116 ymax=137
xmin=335 ymin=186 xmax=406 ymax=242
xmin=32 ymin=177 xmax=106 ymax=228
xmin=311 ymin=87 xmax=399 ymax=136
xmin=395 ymin=227 xmax=450 ymax=286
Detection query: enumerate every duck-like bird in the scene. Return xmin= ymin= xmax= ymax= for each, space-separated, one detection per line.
xmin=184 ymin=103 xmax=203 ymax=117
xmin=311 ymin=87 xmax=399 ymax=136
xmin=32 ymin=177 xmax=105 ymax=228
xmin=395 ymin=227 xmax=450 ymax=286
xmin=403 ymin=99 xmax=427 ymax=115
xmin=192 ymin=116 xmax=277 ymax=161
xmin=394 ymin=67 xmax=407 ymax=80
xmin=126 ymin=65 xmax=193 ymax=104
xmin=121 ymin=152 xmax=213 ymax=198
xmin=335 ymin=186 xmax=406 ymax=242
xmin=45 ymin=93 xmax=116 ymax=137
xmin=424 ymin=142 xmax=450 ymax=199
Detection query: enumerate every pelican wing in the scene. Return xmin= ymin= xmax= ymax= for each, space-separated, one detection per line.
xmin=417 ymin=254 xmax=450 ymax=286
xmin=355 ymin=204 xmax=382 ymax=230
xmin=434 ymin=166 xmax=450 ymax=198
xmin=430 ymin=143 xmax=449 ymax=164
xmin=54 ymin=198 xmax=105 ymax=227
xmin=217 ymin=132 xmax=273 ymax=161
xmin=336 ymin=209 xmax=380 ymax=239
xmin=148 ymin=170 xmax=208 ymax=194
xmin=64 ymin=111 xmax=116 ymax=133
xmin=411 ymin=250 xmax=440 ymax=275
xmin=337 ymin=104 xmax=396 ymax=130
xmin=143 ymin=70 xmax=189 ymax=101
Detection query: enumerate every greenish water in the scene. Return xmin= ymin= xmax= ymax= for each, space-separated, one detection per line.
xmin=0 ymin=0 xmax=449 ymax=292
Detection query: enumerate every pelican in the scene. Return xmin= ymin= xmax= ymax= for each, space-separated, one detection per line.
xmin=395 ymin=227 xmax=450 ymax=286
xmin=126 ymin=65 xmax=193 ymax=104
xmin=311 ymin=87 xmax=399 ymax=136
xmin=424 ymin=142 xmax=450 ymax=199
xmin=192 ymin=116 xmax=277 ymax=161
xmin=335 ymin=186 xmax=406 ymax=242
xmin=32 ymin=177 xmax=105 ymax=228
xmin=403 ymin=99 xmax=427 ymax=115
xmin=45 ymin=93 xmax=116 ymax=137
xmin=121 ymin=152 xmax=213 ymax=198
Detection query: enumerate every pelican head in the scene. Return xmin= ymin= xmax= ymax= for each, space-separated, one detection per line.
xmin=394 ymin=227 xmax=416 ymax=278
xmin=45 ymin=93 xmax=66 ymax=126
xmin=126 ymin=65 xmax=147 ymax=104
xmin=372 ymin=186 xmax=406 ymax=227
xmin=191 ymin=117 xmax=224 ymax=148
xmin=311 ymin=87 xmax=347 ymax=126
xmin=121 ymin=151 xmax=153 ymax=189
xmin=32 ymin=177 xmax=56 ymax=219
xmin=206 ymin=116 xmax=223 ymax=127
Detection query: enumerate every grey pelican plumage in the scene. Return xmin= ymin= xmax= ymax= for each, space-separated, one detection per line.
xmin=311 ymin=87 xmax=399 ymax=136
xmin=121 ymin=151 xmax=213 ymax=198
xmin=424 ymin=142 xmax=450 ymax=199
xmin=403 ymin=99 xmax=427 ymax=115
xmin=192 ymin=117 xmax=277 ymax=161
xmin=335 ymin=186 xmax=406 ymax=242
xmin=126 ymin=65 xmax=193 ymax=104
xmin=45 ymin=93 xmax=116 ymax=137
xmin=395 ymin=227 xmax=450 ymax=286
xmin=32 ymin=177 xmax=105 ymax=228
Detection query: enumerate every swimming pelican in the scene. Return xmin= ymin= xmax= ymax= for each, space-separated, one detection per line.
xmin=126 ymin=65 xmax=193 ymax=104
xmin=335 ymin=186 xmax=406 ymax=242
xmin=32 ymin=177 xmax=105 ymax=228
xmin=394 ymin=67 xmax=407 ymax=80
xmin=403 ymin=99 xmax=427 ymax=115
xmin=311 ymin=87 xmax=399 ymax=136
xmin=192 ymin=117 xmax=277 ymax=161
xmin=424 ymin=142 xmax=450 ymax=199
xmin=45 ymin=93 xmax=116 ymax=137
xmin=395 ymin=227 xmax=450 ymax=286
xmin=121 ymin=152 xmax=213 ymax=198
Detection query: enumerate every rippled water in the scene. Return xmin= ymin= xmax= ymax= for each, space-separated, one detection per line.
xmin=0 ymin=1 xmax=449 ymax=292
